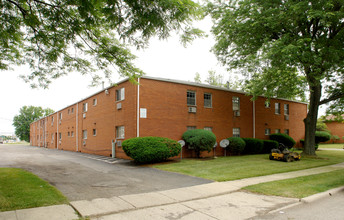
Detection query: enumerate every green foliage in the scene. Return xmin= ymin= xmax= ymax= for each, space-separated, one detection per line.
xmin=262 ymin=140 xmax=279 ymax=154
xmin=13 ymin=106 xmax=54 ymax=142
xmin=205 ymin=70 xmax=224 ymax=87
xmin=227 ymin=137 xmax=246 ymax=155
xmin=122 ymin=137 xmax=181 ymax=164
xmin=207 ymin=0 xmax=344 ymax=156
xmin=242 ymin=138 xmax=264 ymax=154
xmin=1 ymin=0 xmax=202 ymax=88
xmin=182 ymin=129 xmax=216 ymax=158
xmin=332 ymin=135 xmax=340 ymax=143
xmin=315 ymin=131 xmax=331 ymax=144
xmin=316 ymin=120 xmax=331 ymax=133
xmin=269 ymin=133 xmax=296 ymax=149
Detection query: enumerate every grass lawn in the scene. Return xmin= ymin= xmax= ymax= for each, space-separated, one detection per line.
xmin=243 ymin=169 xmax=344 ymax=198
xmin=153 ymin=150 xmax=344 ymax=182
xmin=319 ymin=143 xmax=344 ymax=149
xmin=0 ymin=168 xmax=68 ymax=212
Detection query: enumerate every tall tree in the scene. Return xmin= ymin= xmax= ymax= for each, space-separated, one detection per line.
xmin=1 ymin=0 xmax=203 ymax=88
xmin=205 ymin=70 xmax=224 ymax=86
xmin=208 ymin=0 xmax=344 ymax=156
xmin=13 ymin=106 xmax=54 ymax=142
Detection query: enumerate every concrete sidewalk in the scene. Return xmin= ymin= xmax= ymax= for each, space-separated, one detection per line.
xmin=1 ymin=162 xmax=344 ymax=220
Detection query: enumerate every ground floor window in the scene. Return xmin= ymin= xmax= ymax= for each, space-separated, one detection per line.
xmin=116 ymin=126 xmax=125 ymax=139
xmin=233 ymin=128 xmax=240 ymax=137
xmin=82 ymin=130 xmax=87 ymax=139
xmin=275 ymin=129 xmax=280 ymax=134
xmin=204 ymin=127 xmax=213 ymax=132
xmin=284 ymin=129 xmax=289 ymax=135
xmin=187 ymin=126 xmax=196 ymax=130
xmin=265 ymin=128 xmax=271 ymax=136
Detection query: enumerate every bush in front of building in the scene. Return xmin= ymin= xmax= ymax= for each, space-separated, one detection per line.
xmin=226 ymin=137 xmax=246 ymax=155
xmin=122 ymin=137 xmax=181 ymax=163
xmin=242 ymin=138 xmax=264 ymax=154
xmin=269 ymin=133 xmax=296 ymax=148
xmin=262 ymin=140 xmax=279 ymax=153
xmin=182 ymin=129 xmax=216 ymax=158
xmin=315 ymin=131 xmax=331 ymax=150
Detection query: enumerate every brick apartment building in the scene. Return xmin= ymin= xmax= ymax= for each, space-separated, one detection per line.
xmin=30 ymin=76 xmax=308 ymax=159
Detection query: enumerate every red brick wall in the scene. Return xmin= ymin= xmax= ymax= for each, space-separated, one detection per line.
xmin=325 ymin=121 xmax=344 ymax=144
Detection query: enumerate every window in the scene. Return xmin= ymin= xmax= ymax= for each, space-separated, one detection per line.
xmin=71 ymin=131 xmax=74 ymax=137
xmin=275 ymin=103 xmax=280 ymax=114
xmin=116 ymin=126 xmax=125 ymax=139
xmin=284 ymin=129 xmax=289 ymax=135
xmin=233 ymin=128 xmax=240 ymax=137
xmin=204 ymin=127 xmax=212 ymax=132
xmin=59 ymin=112 xmax=62 ymax=120
xmin=93 ymin=129 xmax=97 ymax=136
xmin=83 ymin=103 xmax=88 ymax=112
xmin=93 ymin=98 xmax=97 ymax=106
xmin=68 ymin=109 xmax=70 ymax=114
xmin=187 ymin=91 xmax=196 ymax=106
xmin=116 ymin=88 xmax=125 ymax=101
xmin=51 ymin=134 xmax=54 ymax=143
xmin=59 ymin=133 xmax=62 ymax=140
xmin=51 ymin=116 xmax=54 ymax=126
xmin=71 ymin=108 xmax=74 ymax=113
xmin=275 ymin=129 xmax=281 ymax=134
xmin=68 ymin=131 xmax=70 ymax=137
xmin=265 ymin=128 xmax=271 ymax=136
xmin=232 ymin=96 xmax=240 ymax=111
xmin=265 ymin=100 xmax=270 ymax=108
xmin=82 ymin=130 xmax=87 ymax=139
xmin=204 ymin=93 xmax=212 ymax=108
xmin=186 ymin=126 xmax=196 ymax=130
xmin=284 ymin=104 xmax=289 ymax=115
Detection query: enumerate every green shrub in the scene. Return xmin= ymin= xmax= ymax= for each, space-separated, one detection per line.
xmin=269 ymin=133 xmax=296 ymax=148
xmin=182 ymin=129 xmax=216 ymax=158
xmin=227 ymin=137 xmax=246 ymax=155
xmin=315 ymin=131 xmax=331 ymax=144
xmin=262 ymin=140 xmax=279 ymax=153
xmin=122 ymin=137 xmax=181 ymax=163
xmin=332 ymin=135 xmax=340 ymax=143
xmin=242 ymin=138 xmax=264 ymax=154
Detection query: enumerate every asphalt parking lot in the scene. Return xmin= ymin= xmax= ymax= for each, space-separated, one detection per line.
xmin=0 ymin=145 xmax=212 ymax=201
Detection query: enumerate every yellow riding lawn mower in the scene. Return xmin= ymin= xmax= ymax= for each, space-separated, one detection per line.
xmin=269 ymin=143 xmax=301 ymax=162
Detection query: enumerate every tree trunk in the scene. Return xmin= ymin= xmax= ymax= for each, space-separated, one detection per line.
xmin=303 ymin=84 xmax=322 ymax=156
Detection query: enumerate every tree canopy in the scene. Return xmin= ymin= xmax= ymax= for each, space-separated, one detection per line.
xmin=13 ymin=106 xmax=54 ymax=142
xmin=208 ymin=0 xmax=344 ymax=155
xmin=1 ymin=0 xmax=203 ymax=88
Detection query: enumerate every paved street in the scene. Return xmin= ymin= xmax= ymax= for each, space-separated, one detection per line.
xmin=0 ymin=144 xmax=212 ymax=201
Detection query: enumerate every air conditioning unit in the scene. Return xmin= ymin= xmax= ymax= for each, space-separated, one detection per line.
xmin=234 ymin=110 xmax=240 ymax=117
xmin=83 ymin=113 xmax=86 ymax=118
xmin=284 ymin=115 xmax=289 ymax=120
xmin=188 ymin=107 xmax=197 ymax=113
xmin=83 ymin=140 xmax=86 ymax=146
xmin=117 ymin=103 xmax=122 ymax=110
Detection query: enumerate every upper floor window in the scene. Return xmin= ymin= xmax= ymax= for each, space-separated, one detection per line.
xmin=233 ymin=128 xmax=240 ymax=137
xmin=187 ymin=91 xmax=196 ymax=106
xmin=275 ymin=103 xmax=280 ymax=114
xmin=83 ymin=103 xmax=88 ymax=112
xmin=204 ymin=93 xmax=212 ymax=108
xmin=93 ymin=129 xmax=97 ymax=136
xmin=93 ymin=98 xmax=97 ymax=106
xmin=116 ymin=88 xmax=125 ymax=101
xmin=71 ymin=108 xmax=74 ymax=113
xmin=232 ymin=96 xmax=240 ymax=111
xmin=59 ymin=112 xmax=62 ymax=120
xmin=284 ymin=104 xmax=289 ymax=115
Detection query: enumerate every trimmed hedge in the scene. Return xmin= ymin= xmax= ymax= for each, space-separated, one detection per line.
xmin=227 ymin=137 xmax=246 ymax=155
xmin=122 ymin=137 xmax=181 ymax=163
xmin=315 ymin=131 xmax=331 ymax=143
xmin=269 ymin=133 xmax=296 ymax=148
xmin=242 ymin=138 xmax=264 ymax=154
xmin=182 ymin=129 xmax=216 ymax=158
xmin=262 ymin=140 xmax=279 ymax=153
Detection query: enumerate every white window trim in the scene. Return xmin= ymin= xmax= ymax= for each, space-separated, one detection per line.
xmin=116 ymin=88 xmax=125 ymax=101
xmin=204 ymin=93 xmax=212 ymax=108
xmin=116 ymin=126 xmax=125 ymax=139
xmin=275 ymin=103 xmax=281 ymax=114
xmin=93 ymin=98 xmax=97 ymax=106
xmin=187 ymin=90 xmax=196 ymax=106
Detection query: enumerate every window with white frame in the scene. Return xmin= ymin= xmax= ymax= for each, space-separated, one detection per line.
xmin=59 ymin=112 xmax=62 ymax=120
xmin=59 ymin=133 xmax=62 ymax=140
xmin=204 ymin=93 xmax=212 ymax=108
xmin=275 ymin=129 xmax=281 ymax=134
xmin=284 ymin=104 xmax=289 ymax=115
xmin=284 ymin=129 xmax=289 ymax=135
xmin=93 ymin=98 xmax=97 ymax=106
xmin=116 ymin=126 xmax=125 ymax=139
xmin=71 ymin=131 xmax=74 ymax=137
xmin=186 ymin=126 xmax=196 ymax=130
xmin=71 ymin=108 xmax=74 ymax=113
xmin=187 ymin=91 xmax=196 ymax=106
xmin=232 ymin=96 xmax=240 ymax=111
xmin=83 ymin=103 xmax=88 ymax=112
xmin=93 ymin=129 xmax=97 ymax=136
xmin=51 ymin=116 xmax=54 ymax=126
xmin=265 ymin=128 xmax=271 ymax=136
xmin=68 ymin=131 xmax=70 ymax=137
xmin=233 ymin=128 xmax=240 ymax=137
xmin=275 ymin=103 xmax=281 ymax=114
xmin=116 ymin=88 xmax=125 ymax=101
xmin=204 ymin=127 xmax=212 ymax=132
xmin=51 ymin=133 xmax=54 ymax=143
xmin=82 ymin=130 xmax=87 ymax=139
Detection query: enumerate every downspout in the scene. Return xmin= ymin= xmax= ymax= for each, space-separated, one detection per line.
xmin=56 ymin=112 xmax=59 ymax=150
xmin=45 ymin=117 xmax=47 ymax=148
xmin=253 ymin=100 xmax=256 ymax=138
xmin=137 ymin=78 xmax=140 ymax=137
xmin=76 ymin=103 xmax=78 ymax=152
